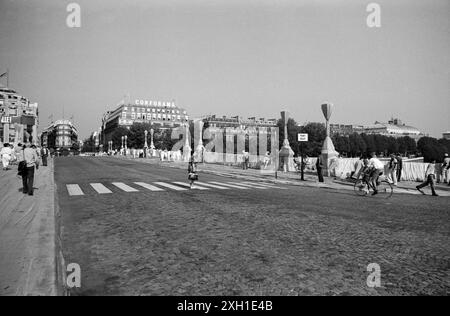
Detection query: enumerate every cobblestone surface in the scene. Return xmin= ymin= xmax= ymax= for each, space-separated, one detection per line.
xmin=57 ymin=157 xmax=450 ymax=296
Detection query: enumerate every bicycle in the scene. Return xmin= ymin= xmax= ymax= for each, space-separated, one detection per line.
xmin=354 ymin=169 xmax=393 ymax=198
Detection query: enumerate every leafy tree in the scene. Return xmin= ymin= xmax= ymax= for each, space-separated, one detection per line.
xmin=153 ymin=128 xmax=177 ymax=150
xmin=417 ymin=137 xmax=446 ymax=162
xmin=111 ymin=126 xmax=130 ymax=149
xmin=127 ymin=123 xmax=153 ymax=148
xmin=361 ymin=133 xmax=376 ymax=155
xmin=81 ymin=136 xmax=95 ymax=152
xmin=349 ymin=133 xmax=366 ymax=157
xmin=71 ymin=142 xmax=80 ymax=152
xmin=299 ymin=122 xmax=326 ymax=156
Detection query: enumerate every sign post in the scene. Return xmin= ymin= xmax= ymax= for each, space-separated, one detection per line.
xmin=297 ymin=133 xmax=309 ymax=181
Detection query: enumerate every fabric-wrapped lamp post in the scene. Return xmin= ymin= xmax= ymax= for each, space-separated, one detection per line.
xmin=320 ymin=102 xmax=339 ymax=177
xmin=279 ymin=111 xmax=295 ymax=172
xmin=194 ymin=120 xmax=205 ymax=162
xmin=182 ymin=123 xmax=191 ymax=162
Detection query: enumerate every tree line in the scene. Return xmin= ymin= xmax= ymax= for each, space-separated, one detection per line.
xmin=277 ymin=118 xmax=450 ymax=162
xmin=82 ymin=121 xmax=450 ymax=163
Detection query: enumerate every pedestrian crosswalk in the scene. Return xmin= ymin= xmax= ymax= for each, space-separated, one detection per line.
xmin=90 ymin=183 xmax=112 ymax=194
xmin=65 ymin=180 xmax=288 ymax=196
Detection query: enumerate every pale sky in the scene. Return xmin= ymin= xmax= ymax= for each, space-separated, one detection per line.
xmin=0 ymin=0 xmax=449 ymax=139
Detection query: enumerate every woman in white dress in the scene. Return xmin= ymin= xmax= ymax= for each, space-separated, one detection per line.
xmin=1 ymin=143 xmax=13 ymax=170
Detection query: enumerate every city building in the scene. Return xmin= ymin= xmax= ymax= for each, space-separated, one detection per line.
xmin=0 ymin=85 xmax=39 ymax=145
xmin=363 ymin=118 xmax=424 ymax=139
xmin=330 ymin=124 xmax=365 ymax=136
xmin=443 ymin=132 xmax=450 ymax=140
xmin=40 ymin=119 xmax=78 ymax=150
xmin=202 ymin=115 xmax=277 ymax=130
xmin=331 ymin=118 xmax=424 ymax=140
xmin=102 ymin=96 xmax=190 ymax=143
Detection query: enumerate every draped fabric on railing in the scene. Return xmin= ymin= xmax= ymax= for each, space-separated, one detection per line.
xmin=173 ymin=152 xmax=445 ymax=182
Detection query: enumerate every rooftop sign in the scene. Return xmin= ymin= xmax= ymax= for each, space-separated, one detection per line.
xmin=134 ymin=100 xmax=176 ymax=107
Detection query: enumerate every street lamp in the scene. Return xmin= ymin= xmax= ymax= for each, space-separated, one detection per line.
xmin=150 ymin=128 xmax=155 ymax=150
xmin=144 ymin=130 xmax=148 ymax=158
xmin=144 ymin=130 xmax=148 ymax=148
xmin=320 ymin=102 xmax=338 ymax=177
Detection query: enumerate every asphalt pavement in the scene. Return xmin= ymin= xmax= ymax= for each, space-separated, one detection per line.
xmin=55 ymin=156 xmax=450 ymax=296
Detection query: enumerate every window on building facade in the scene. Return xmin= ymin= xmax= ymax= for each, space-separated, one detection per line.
xmin=131 ymin=113 xmax=136 ymax=119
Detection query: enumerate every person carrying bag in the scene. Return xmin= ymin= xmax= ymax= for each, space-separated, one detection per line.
xmin=188 ymin=155 xmax=198 ymax=189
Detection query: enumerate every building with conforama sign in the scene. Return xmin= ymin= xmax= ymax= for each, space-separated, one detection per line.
xmin=102 ymin=96 xmax=190 ymax=143
xmin=40 ymin=119 xmax=78 ymax=150
xmin=0 ymin=86 xmax=39 ymax=145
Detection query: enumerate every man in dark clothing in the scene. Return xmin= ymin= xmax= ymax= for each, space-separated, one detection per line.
xmin=41 ymin=146 xmax=49 ymax=166
xmin=396 ymin=154 xmax=403 ymax=182
xmin=416 ymin=160 xmax=438 ymax=197
xmin=316 ymin=155 xmax=324 ymax=183
xmin=23 ymin=143 xmax=38 ymax=196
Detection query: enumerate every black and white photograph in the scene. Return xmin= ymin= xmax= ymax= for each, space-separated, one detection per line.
xmin=0 ymin=0 xmax=449 ymax=301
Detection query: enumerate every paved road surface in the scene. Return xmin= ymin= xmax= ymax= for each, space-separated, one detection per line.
xmin=55 ymin=157 xmax=450 ymax=296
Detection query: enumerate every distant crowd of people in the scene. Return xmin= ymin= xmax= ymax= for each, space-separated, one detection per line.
xmin=1 ymin=143 xmax=50 ymax=196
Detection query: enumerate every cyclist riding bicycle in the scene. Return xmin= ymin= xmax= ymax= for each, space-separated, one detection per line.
xmin=367 ymin=153 xmax=385 ymax=196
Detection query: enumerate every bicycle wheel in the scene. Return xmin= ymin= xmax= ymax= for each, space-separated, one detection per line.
xmin=376 ymin=181 xmax=393 ymax=198
xmin=354 ymin=179 xmax=368 ymax=196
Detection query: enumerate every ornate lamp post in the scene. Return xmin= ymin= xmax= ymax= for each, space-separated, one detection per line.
xmin=320 ymin=102 xmax=338 ymax=177
xmin=144 ymin=130 xmax=148 ymax=157
xmin=150 ymin=128 xmax=155 ymax=150
xmin=144 ymin=130 xmax=148 ymax=148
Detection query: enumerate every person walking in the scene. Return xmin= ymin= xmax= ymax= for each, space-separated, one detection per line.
xmin=41 ymin=146 xmax=49 ymax=166
xmin=23 ymin=143 xmax=39 ymax=196
xmin=416 ymin=160 xmax=439 ymax=196
xmin=1 ymin=143 xmax=13 ymax=170
xmin=188 ymin=154 xmax=198 ymax=189
xmin=316 ymin=155 xmax=324 ymax=183
xmin=387 ymin=154 xmax=398 ymax=186
xmin=441 ymin=153 xmax=450 ymax=184
xmin=396 ymin=153 xmax=403 ymax=183
xmin=242 ymin=151 xmax=249 ymax=170
xmin=16 ymin=144 xmax=28 ymax=194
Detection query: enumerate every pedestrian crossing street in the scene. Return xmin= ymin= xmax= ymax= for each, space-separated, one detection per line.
xmin=65 ymin=180 xmax=287 ymax=196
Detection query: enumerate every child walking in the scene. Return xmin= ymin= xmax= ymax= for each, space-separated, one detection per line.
xmin=188 ymin=154 xmax=198 ymax=189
